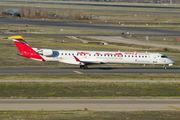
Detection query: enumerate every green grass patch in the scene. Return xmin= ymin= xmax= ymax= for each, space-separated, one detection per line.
xmin=0 ymin=110 xmax=180 ymax=120
xmin=1 ymin=74 xmax=180 ymax=80
xmin=0 ymin=82 xmax=180 ymax=98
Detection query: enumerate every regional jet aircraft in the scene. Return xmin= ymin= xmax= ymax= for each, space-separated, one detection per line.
xmin=8 ymin=36 xmax=174 ymax=69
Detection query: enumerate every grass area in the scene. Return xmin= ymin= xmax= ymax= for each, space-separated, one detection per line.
xmin=1 ymin=74 xmax=180 ymax=80
xmin=0 ymin=110 xmax=180 ymax=120
xmin=0 ymin=82 xmax=180 ymax=98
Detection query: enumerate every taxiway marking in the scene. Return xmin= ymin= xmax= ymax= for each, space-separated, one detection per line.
xmin=74 ymin=71 xmax=83 ymax=74
xmin=167 ymin=106 xmax=180 ymax=110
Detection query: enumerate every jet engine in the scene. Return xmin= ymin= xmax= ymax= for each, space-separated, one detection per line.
xmin=37 ymin=49 xmax=53 ymax=56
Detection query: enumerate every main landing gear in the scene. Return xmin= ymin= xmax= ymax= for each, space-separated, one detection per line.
xmin=80 ymin=65 xmax=88 ymax=69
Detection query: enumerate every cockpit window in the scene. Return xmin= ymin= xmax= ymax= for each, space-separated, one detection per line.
xmin=161 ymin=55 xmax=167 ymax=58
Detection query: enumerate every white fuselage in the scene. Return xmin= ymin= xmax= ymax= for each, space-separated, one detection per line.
xmin=41 ymin=50 xmax=174 ymax=66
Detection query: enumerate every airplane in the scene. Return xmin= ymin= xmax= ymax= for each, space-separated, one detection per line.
xmin=8 ymin=36 xmax=175 ymax=69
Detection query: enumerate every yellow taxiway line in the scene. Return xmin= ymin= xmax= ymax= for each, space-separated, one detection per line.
xmin=167 ymin=106 xmax=180 ymax=110
xmin=74 ymin=71 xmax=83 ymax=74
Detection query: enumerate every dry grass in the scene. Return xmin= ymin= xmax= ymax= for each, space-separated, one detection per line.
xmin=1 ymin=110 xmax=180 ymax=120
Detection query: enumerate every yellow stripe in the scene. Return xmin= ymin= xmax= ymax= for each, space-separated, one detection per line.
xmin=167 ymin=106 xmax=180 ymax=110
xmin=74 ymin=71 xmax=83 ymax=74
xmin=8 ymin=36 xmax=24 ymax=40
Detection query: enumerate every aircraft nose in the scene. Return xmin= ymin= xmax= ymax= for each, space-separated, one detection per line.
xmin=169 ymin=59 xmax=175 ymax=64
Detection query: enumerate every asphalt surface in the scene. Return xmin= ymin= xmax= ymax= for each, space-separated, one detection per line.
xmin=0 ymin=68 xmax=179 ymax=74
xmin=0 ymin=99 xmax=180 ymax=111
xmin=1 ymin=5 xmax=180 ymax=15
xmin=1 ymin=18 xmax=180 ymax=36
xmin=87 ymin=36 xmax=180 ymax=50
xmin=2 ymin=1 xmax=180 ymax=9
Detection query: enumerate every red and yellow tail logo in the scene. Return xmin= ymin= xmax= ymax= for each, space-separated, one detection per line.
xmin=8 ymin=36 xmax=45 ymax=61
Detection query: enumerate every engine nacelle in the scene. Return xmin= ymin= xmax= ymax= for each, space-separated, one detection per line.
xmin=37 ymin=49 xmax=53 ymax=56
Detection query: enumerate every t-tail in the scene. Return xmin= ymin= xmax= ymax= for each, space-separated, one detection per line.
xmin=8 ymin=36 xmax=45 ymax=61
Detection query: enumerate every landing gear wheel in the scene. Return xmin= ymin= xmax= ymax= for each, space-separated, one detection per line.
xmin=80 ymin=65 xmax=83 ymax=69
xmin=80 ymin=65 xmax=88 ymax=69
xmin=163 ymin=65 xmax=167 ymax=70
xmin=83 ymin=65 xmax=88 ymax=69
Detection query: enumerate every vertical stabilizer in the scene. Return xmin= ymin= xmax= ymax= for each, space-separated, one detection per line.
xmin=8 ymin=36 xmax=45 ymax=61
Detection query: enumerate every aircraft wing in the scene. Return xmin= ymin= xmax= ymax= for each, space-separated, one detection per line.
xmin=73 ymin=56 xmax=104 ymax=65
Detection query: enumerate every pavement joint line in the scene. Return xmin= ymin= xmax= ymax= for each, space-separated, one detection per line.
xmin=74 ymin=71 xmax=83 ymax=74
xmin=167 ymin=106 xmax=180 ymax=110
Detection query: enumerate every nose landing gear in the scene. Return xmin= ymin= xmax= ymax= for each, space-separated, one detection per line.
xmin=163 ymin=65 xmax=167 ymax=70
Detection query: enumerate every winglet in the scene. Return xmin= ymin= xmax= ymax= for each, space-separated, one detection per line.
xmin=8 ymin=36 xmax=24 ymax=41
xmin=73 ymin=56 xmax=81 ymax=62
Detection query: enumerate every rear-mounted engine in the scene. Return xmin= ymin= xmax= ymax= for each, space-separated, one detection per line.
xmin=37 ymin=49 xmax=53 ymax=56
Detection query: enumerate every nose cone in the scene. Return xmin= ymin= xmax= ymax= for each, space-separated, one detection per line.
xmin=171 ymin=60 xmax=175 ymax=64
xmin=168 ymin=58 xmax=175 ymax=64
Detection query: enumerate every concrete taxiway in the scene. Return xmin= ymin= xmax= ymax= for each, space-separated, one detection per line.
xmin=0 ymin=68 xmax=180 ymax=74
xmin=0 ymin=99 xmax=180 ymax=111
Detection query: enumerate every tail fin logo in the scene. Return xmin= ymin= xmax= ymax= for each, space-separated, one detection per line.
xmin=9 ymin=36 xmax=45 ymax=61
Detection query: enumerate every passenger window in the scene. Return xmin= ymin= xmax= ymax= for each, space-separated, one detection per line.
xmin=145 ymin=56 xmax=147 ymax=58
xmin=142 ymin=56 xmax=144 ymax=58
xmin=139 ymin=56 xmax=141 ymax=58
xmin=135 ymin=56 xmax=137 ymax=57
xmin=65 ymin=53 xmax=67 ymax=55
xmin=128 ymin=55 xmax=130 ymax=57
xmin=132 ymin=55 xmax=134 ymax=57
xmin=80 ymin=54 xmax=82 ymax=56
xmin=62 ymin=53 xmax=63 ymax=55
xmin=121 ymin=55 xmax=123 ymax=57
xmin=89 ymin=54 xmax=91 ymax=56
xmin=72 ymin=53 xmax=74 ymax=55
xmin=114 ymin=55 xmax=116 ymax=57
xmin=69 ymin=53 xmax=70 ymax=55
xmin=125 ymin=55 xmax=126 ymax=57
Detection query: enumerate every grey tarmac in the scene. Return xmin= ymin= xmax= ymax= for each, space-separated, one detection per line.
xmin=0 ymin=99 xmax=180 ymax=111
xmin=1 ymin=5 xmax=180 ymax=14
xmin=1 ymin=1 xmax=180 ymax=9
xmin=86 ymin=36 xmax=180 ymax=50
xmin=0 ymin=68 xmax=180 ymax=74
xmin=0 ymin=18 xmax=180 ymax=36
